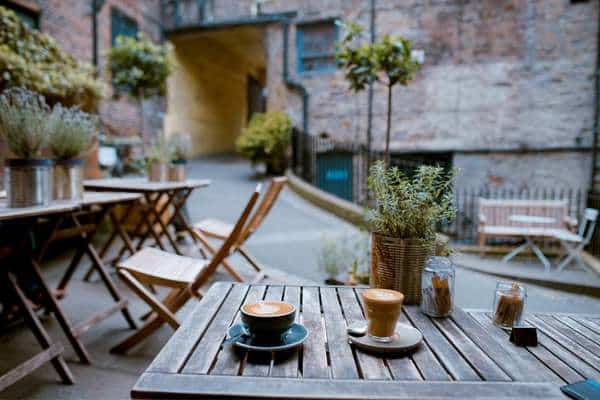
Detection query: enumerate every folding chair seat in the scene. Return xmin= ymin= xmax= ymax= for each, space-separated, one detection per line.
xmin=111 ymin=185 xmax=261 ymax=354
xmin=193 ymin=177 xmax=287 ymax=282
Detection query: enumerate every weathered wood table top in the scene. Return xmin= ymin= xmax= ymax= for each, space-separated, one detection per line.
xmin=133 ymin=283 xmax=600 ymax=399
xmin=80 ymin=191 xmax=142 ymax=206
xmin=84 ymin=178 xmax=211 ymax=192
xmin=0 ymin=201 xmax=78 ymax=221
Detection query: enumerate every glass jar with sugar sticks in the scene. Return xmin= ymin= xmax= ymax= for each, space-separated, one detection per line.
xmin=493 ymin=282 xmax=526 ymax=329
xmin=420 ymin=257 xmax=455 ymax=317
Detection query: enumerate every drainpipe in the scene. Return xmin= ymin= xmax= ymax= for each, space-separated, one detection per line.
xmin=366 ymin=0 xmax=375 ymax=165
xmin=91 ymin=0 xmax=103 ymax=75
xmin=282 ymin=20 xmax=309 ymax=135
xmin=590 ymin=0 xmax=600 ymax=193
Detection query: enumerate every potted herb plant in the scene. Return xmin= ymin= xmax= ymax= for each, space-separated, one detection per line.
xmin=366 ymin=162 xmax=455 ymax=304
xmin=146 ymin=135 xmax=172 ymax=182
xmin=0 ymin=87 xmax=52 ymax=207
xmin=168 ymin=132 xmax=191 ymax=182
xmin=48 ymin=104 xmax=98 ymax=200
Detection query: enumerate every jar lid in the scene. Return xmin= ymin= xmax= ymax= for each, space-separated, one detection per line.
xmin=424 ymin=256 xmax=454 ymax=273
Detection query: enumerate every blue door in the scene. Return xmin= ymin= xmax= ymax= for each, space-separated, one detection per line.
xmin=316 ymin=152 xmax=353 ymax=201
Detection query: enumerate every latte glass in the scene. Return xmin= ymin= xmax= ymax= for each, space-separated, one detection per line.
xmin=362 ymin=289 xmax=404 ymax=342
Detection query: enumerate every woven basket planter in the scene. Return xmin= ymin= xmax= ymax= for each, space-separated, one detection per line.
xmin=370 ymin=233 xmax=435 ymax=305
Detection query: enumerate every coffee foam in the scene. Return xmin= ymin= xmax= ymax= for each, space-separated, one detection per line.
xmin=243 ymin=301 xmax=294 ymax=316
xmin=363 ymin=289 xmax=404 ymax=303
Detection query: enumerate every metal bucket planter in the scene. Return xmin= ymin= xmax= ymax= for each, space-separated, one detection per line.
xmin=148 ymin=161 xmax=168 ymax=182
xmin=4 ymin=159 xmax=53 ymax=208
xmin=53 ymin=158 xmax=84 ymax=200
xmin=370 ymin=233 xmax=435 ymax=304
xmin=168 ymin=160 xmax=187 ymax=182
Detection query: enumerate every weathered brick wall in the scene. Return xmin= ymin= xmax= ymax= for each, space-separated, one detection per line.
xmin=37 ymin=0 xmax=164 ymax=139
xmin=261 ymin=0 xmax=597 ymax=191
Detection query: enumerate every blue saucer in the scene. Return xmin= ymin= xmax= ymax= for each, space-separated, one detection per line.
xmin=227 ymin=323 xmax=308 ymax=352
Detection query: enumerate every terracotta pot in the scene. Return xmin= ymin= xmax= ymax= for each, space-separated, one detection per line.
xmin=148 ymin=161 xmax=168 ymax=182
xmin=53 ymin=158 xmax=84 ymax=200
xmin=168 ymin=160 xmax=186 ymax=182
xmin=370 ymin=233 xmax=435 ymax=305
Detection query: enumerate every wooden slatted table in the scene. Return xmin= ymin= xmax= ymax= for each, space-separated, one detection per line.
xmin=133 ymin=283 xmax=600 ymax=399
xmin=84 ymin=178 xmax=211 ymax=260
xmin=0 ymin=201 xmax=79 ymax=391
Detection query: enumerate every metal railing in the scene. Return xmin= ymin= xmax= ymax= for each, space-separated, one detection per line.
xmin=291 ymin=130 xmax=590 ymax=247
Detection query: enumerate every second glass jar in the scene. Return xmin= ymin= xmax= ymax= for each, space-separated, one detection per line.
xmin=420 ymin=256 xmax=455 ymax=317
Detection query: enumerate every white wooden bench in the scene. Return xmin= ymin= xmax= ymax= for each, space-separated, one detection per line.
xmin=477 ymin=198 xmax=577 ymax=270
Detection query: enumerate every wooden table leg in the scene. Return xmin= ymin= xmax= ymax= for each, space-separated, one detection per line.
xmin=0 ymin=273 xmax=74 ymax=390
xmin=144 ymin=191 xmax=182 ymax=254
xmin=83 ymin=202 xmax=136 ymax=282
xmin=70 ymin=210 xmax=138 ymax=331
xmin=134 ymin=193 xmax=170 ymax=251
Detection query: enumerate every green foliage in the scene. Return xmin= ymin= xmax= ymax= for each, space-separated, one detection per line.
xmin=235 ymin=111 xmax=292 ymax=174
xmin=146 ymin=134 xmax=172 ymax=164
xmin=336 ymin=23 xmax=421 ymax=91
xmin=108 ymin=33 xmax=173 ymax=100
xmin=169 ymin=132 xmax=192 ymax=161
xmin=0 ymin=87 xmax=50 ymax=158
xmin=318 ymin=231 xmax=370 ymax=280
xmin=48 ymin=105 xmax=98 ymax=160
xmin=366 ymin=161 xmax=456 ymax=241
xmin=335 ymin=23 xmax=422 ymax=162
xmin=0 ymin=6 xmax=104 ymax=112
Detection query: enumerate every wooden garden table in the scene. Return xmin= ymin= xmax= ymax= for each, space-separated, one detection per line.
xmin=133 ymin=282 xmax=600 ymax=399
xmin=83 ymin=178 xmax=210 ymax=261
xmin=0 ymin=201 xmax=79 ymax=390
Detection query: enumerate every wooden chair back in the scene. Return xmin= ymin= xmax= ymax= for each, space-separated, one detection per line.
xmin=190 ymin=184 xmax=262 ymax=293
xmin=478 ymin=198 xmax=569 ymax=229
xmin=240 ymin=177 xmax=287 ymax=243
xmin=580 ymin=208 xmax=598 ymax=245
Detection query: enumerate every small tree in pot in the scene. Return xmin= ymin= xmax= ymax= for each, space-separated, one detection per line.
xmin=47 ymin=105 xmax=98 ymax=200
xmin=0 ymin=87 xmax=52 ymax=207
xmin=107 ymin=33 xmax=173 ymax=140
xmin=336 ymin=23 xmax=421 ymax=165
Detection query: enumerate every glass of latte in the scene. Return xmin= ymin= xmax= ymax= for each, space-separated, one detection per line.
xmin=362 ymin=289 xmax=404 ymax=342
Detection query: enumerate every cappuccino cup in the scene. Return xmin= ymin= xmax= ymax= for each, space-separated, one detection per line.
xmin=362 ymin=289 xmax=404 ymax=342
xmin=241 ymin=301 xmax=296 ymax=337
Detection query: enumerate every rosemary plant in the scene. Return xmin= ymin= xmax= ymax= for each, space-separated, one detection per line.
xmin=0 ymin=87 xmax=50 ymax=158
xmin=366 ymin=161 xmax=456 ymax=242
xmin=48 ymin=104 xmax=98 ymax=160
xmin=147 ymin=134 xmax=173 ymax=164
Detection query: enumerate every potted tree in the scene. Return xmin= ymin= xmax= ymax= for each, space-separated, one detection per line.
xmin=107 ymin=33 xmax=173 ymax=141
xmin=0 ymin=88 xmax=52 ymax=207
xmin=168 ymin=132 xmax=192 ymax=182
xmin=235 ymin=111 xmax=292 ymax=175
xmin=337 ymin=24 xmax=454 ymax=304
xmin=48 ymin=104 xmax=98 ymax=200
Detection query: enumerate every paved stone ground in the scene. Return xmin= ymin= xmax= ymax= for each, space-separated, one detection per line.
xmin=1 ymin=155 xmax=599 ymax=399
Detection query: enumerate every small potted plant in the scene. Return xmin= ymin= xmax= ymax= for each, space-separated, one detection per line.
xmin=235 ymin=111 xmax=292 ymax=175
xmin=366 ymin=162 xmax=456 ymax=304
xmin=168 ymin=132 xmax=191 ymax=182
xmin=146 ymin=135 xmax=172 ymax=182
xmin=48 ymin=104 xmax=98 ymax=200
xmin=0 ymin=88 xmax=52 ymax=207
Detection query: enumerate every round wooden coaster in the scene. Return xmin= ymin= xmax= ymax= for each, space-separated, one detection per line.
xmin=348 ymin=323 xmax=422 ymax=354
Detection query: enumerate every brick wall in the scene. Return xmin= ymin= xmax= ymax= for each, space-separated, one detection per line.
xmin=257 ymin=0 xmax=597 ymax=191
xmin=28 ymin=0 xmax=164 ymax=139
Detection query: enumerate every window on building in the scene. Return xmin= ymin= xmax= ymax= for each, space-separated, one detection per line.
xmin=296 ymin=20 xmax=338 ymax=74
xmin=111 ymin=7 xmax=138 ymax=46
xmin=2 ymin=1 xmax=39 ymax=29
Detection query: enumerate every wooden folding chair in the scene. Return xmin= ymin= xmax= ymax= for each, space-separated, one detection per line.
xmin=554 ymin=208 xmax=598 ymax=272
xmin=193 ymin=177 xmax=287 ymax=282
xmin=110 ymin=184 xmax=261 ymax=354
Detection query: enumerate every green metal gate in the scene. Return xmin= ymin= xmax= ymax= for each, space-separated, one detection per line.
xmin=316 ymin=151 xmax=353 ymax=202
